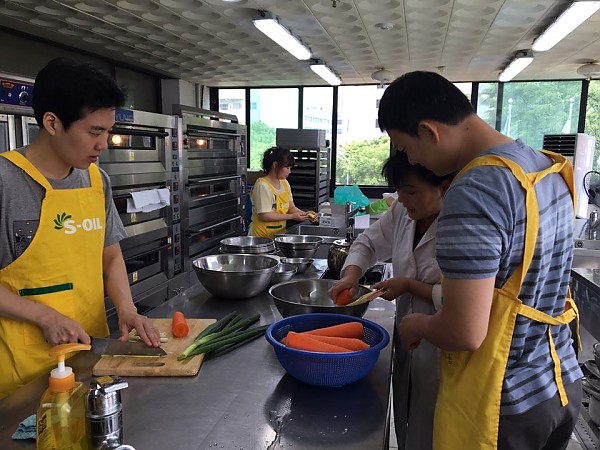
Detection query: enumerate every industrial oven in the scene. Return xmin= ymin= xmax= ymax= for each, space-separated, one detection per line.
xmin=0 ymin=73 xmax=39 ymax=152
xmin=173 ymin=105 xmax=247 ymax=277
xmin=102 ymin=108 xmax=183 ymax=331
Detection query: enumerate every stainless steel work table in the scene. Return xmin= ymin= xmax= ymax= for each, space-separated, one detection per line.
xmin=0 ymin=259 xmax=395 ymax=450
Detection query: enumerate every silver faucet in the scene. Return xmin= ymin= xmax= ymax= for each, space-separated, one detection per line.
xmin=345 ymin=202 xmax=366 ymax=241
xmin=589 ymin=210 xmax=600 ymax=240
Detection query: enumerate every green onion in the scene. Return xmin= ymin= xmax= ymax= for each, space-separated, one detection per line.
xmin=181 ymin=325 xmax=269 ymax=359
xmin=177 ymin=313 xmax=262 ymax=361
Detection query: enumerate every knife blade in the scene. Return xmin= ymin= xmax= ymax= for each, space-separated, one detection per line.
xmin=91 ymin=337 xmax=166 ymax=356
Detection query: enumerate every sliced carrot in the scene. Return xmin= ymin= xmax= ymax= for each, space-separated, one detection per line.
xmin=280 ymin=336 xmax=288 ymax=346
xmin=302 ymin=322 xmax=364 ymax=339
xmin=306 ymin=334 xmax=370 ymax=351
xmin=286 ymin=331 xmax=350 ymax=353
xmin=172 ymin=311 xmax=189 ymax=338
xmin=335 ymin=289 xmax=353 ymax=306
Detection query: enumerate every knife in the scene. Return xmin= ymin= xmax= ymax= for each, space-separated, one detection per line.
xmin=90 ymin=337 xmax=167 ymax=356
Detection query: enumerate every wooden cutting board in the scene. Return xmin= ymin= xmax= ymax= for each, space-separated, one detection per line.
xmin=92 ymin=318 xmax=216 ymax=377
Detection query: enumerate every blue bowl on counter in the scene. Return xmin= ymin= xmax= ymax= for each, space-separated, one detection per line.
xmin=265 ymin=313 xmax=390 ymax=387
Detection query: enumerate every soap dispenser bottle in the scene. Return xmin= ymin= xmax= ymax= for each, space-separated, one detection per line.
xmin=36 ymin=343 xmax=92 ymax=450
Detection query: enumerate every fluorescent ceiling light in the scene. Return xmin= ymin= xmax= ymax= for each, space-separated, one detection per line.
xmin=499 ymin=51 xmax=534 ymax=82
xmin=253 ymin=12 xmax=311 ymax=60
xmin=310 ymin=62 xmax=342 ymax=86
xmin=532 ymin=1 xmax=600 ymax=51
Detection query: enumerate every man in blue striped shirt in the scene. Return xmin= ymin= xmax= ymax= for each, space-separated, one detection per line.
xmin=378 ymin=71 xmax=582 ymax=450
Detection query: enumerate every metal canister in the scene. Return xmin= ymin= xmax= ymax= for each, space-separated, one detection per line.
xmin=86 ymin=376 xmax=129 ymax=450
xmin=327 ymin=239 xmax=352 ymax=278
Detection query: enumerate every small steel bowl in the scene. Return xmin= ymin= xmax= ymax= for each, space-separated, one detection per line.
xmin=270 ymin=263 xmax=298 ymax=285
xmin=280 ymin=257 xmax=313 ymax=273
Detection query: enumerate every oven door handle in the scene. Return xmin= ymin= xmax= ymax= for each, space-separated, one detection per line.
xmin=186 ymin=175 xmax=241 ymax=187
xmin=110 ymin=127 xmax=169 ymax=138
xmin=187 ymin=216 xmax=241 ymax=236
xmin=112 ymin=188 xmax=168 ymax=200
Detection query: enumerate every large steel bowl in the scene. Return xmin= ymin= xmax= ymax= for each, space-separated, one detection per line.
xmin=269 ymin=279 xmax=371 ymax=317
xmin=193 ymin=254 xmax=278 ymax=299
xmin=220 ymin=236 xmax=275 ymax=254
xmin=274 ymin=235 xmax=322 ymax=258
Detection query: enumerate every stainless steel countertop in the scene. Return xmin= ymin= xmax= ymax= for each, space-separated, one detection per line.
xmin=0 ymin=259 xmax=395 ymax=450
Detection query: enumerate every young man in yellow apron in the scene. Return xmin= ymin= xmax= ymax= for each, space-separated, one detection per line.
xmin=378 ymin=71 xmax=582 ymax=450
xmin=0 ymin=58 xmax=161 ymax=398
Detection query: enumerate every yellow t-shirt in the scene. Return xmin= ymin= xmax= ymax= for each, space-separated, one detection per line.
xmin=248 ymin=178 xmax=293 ymax=239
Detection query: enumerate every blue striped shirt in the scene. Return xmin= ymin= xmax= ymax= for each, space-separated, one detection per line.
xmin=436 ymin=140 xmax=582 ymax=415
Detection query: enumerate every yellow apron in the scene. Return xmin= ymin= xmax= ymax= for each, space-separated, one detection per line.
xmin=0 ymin=151 xmax=109 ymax=398
xmin=433 ymin=150 xmax=580 ymax=450
xmin=249 ymin=177 xmax=291 ymax=239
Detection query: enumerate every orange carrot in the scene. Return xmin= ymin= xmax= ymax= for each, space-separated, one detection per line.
xmin=281 ymin=336 xmax=288 ymax=346
xmin=302 ymin=322 xmax=364 ymax=339
xmin=172 ymin=311 xmax=189 ymax=338
xmin=335 ymin=289 xmax=353 ymax=306
xmin=286 ymin=331 xmax=350 ymax=353
xmin=306 ymin=334 xmax=370 ymax=351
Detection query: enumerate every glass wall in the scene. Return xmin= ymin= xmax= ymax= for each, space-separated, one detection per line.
xmin=218 ymin=88 xmax=245 ymax=124
xmin=586 ymin=80 xmax=600 ymax=169
xmin=477 ymin=83 xmax=499 ymax=128
xmin=303 ymin=87 xmax=333 ymax=146
xmin=454 ymin=82 xmax=472 ymax=102
xmin=501 ymin=81 xmax=582 ymax=149
xmin=336 ymin=85 xmax=389 ymax=186
xmin=249 ymin=88 xmax=299 ymax=170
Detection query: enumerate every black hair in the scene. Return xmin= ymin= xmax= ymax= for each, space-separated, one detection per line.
xmin=378 ymin=71 xmax=474 ymax=136
xmin=381 ymin=151 xmax=455 ymax=189
xmin=33 ymin=57 xmax=126 ymax=130
xmin=262 ymin=146 xmax=295 ymax=173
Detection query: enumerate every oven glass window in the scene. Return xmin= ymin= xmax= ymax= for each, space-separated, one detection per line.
xmin=125 ymin=251 xmax=159 ymax=273
xmin=190 ymin=185 xmax=211 ymax=199
xmin=26 ymin=123 xmax=39 ymax=145
xmin=109 ymin=134 xmax=156 ymax=150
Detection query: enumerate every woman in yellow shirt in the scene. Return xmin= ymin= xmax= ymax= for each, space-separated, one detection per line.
xmin=248 ymin=147 xmax=316 ymax=239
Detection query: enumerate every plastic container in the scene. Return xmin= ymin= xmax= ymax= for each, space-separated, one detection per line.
xmin=265 ymin=313 xmax=389 ymax=387
xmin=36 ymin=343 xmax=92 ymax=450
xmin=318 ymin=202 xmax=333 ymax=226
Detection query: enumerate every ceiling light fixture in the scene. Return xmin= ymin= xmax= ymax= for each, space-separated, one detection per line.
xmin=498 ymin=50 xmax=534 ymax=82
xmin=532 ymin=1 xmax=600 ymax=52
xmin=310 ymin=60 xmax=341 ymax=86
xmin=253 ymin=11 xmax=311 ymax=60
xmin=371 ymin=68 xmax=394 ymax=87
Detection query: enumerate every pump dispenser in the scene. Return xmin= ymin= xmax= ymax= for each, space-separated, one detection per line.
xmin=36 ymin=343 xmax=92 ymax=450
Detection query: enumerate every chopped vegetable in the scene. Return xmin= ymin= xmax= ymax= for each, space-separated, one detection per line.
xmin=129 ymin=335 xmax=168 ymax=343
xmin=302 ymin=322 xmax=364 ymax=339
xmin=303 ymin=334 xmax=369 ymax=351
xmin=286 ymin=332 xmax=350 ymax=353
xmin=335 ymin=289 xmax=354 ymax=306
xmin=172 ymin=311 xmax=189 ymax=338
xmin=177 ymin=313 xmax=267 ymax=361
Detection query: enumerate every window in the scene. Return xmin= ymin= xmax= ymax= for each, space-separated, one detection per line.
xmin=218 ymin=89 xmax=245 ymax=124
xmin=337 ymin=85 xmax=389 ymax=186
xmin=476 ymin=83 xmax=499 ymax=128
xmin=303 ymin=87 xmax=333 ymax=145
xmin=249 ymin=88 xmax=299 ymax=170
xmin=454 ymin=82 xmax=472 ymax=102
xmin=501 ymin=81 xmax=582 ymax=149
xmin=586 ymin=80 xmax=600 ymax=170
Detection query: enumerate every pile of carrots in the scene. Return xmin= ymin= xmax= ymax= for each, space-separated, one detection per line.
xmin=280 ymin=322 xmax=370 ymax=353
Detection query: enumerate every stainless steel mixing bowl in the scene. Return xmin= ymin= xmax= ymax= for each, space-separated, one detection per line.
xmin=274 ymin=235 xmax=322 ymax=257
xmin=193 ymin=254 xmax=278 ymax=299
xmin=220 ymin=236 xmax=275 ymax=254
xmin=280 ymin=257 xmax=313 ymax=273
xmin=269 ymin=263 xmax=298 ymax=285
xmin=269 ymin=279 xmax=371 ymax=317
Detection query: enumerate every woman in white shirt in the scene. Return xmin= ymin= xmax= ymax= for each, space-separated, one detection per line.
xmin=329 ymin=152 xmax=454 ymax=450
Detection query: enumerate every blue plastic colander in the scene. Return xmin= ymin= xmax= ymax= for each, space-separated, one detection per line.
xmin=265 ymin=313 xmax=390 ymax=387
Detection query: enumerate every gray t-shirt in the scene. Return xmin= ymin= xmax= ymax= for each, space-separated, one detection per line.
xmin=0 ymin=148 xmax=127 ymax=270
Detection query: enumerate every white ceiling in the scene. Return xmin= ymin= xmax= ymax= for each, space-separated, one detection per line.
xmin=1 ymin=0 xmax=600 ymax=86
